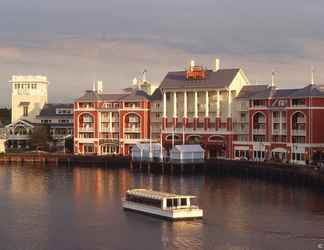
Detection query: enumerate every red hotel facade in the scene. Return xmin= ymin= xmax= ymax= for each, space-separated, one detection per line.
xmin=74 ymin=89 xmax=151 ymax=156
xmin=74 ymin=61 xmax=324 ymax=165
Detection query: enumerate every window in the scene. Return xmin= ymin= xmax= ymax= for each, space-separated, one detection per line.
xmin=23 ymin=106 xmax=28 ymax=117
xmin=181 ymin=198 xmax=187 ymax=206
xmin=292 ymin=99 xmax=305 ymax=106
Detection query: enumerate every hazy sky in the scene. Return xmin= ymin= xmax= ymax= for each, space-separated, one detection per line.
xmin=1 ymin=0 xmax=324 ymax=106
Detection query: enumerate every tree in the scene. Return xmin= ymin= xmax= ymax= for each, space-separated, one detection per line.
xmin=30 ymin=125 xmax=52 ymax=151
xmin=64 ymin=136 xmax=74 ymax=153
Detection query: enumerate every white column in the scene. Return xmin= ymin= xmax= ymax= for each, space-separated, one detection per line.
xmin=98 ymin=112 xmax=101 ymax=133
xmin=216 ymin=90 xmax=220 ymax=118
xmin=205 ymin=91 xmax=209 ymax=117
xmin=163 ymin=92 xmax=167 ymax=118
xmin=183 ymin=91 xmax=187 ymax=118
xmin=109 ymin=112 xmax=112 ymax=134
xmin=194 ymin=91 xmax=198 ymax=118
xmin=173 ymin=92 xmax=177 ymax=118
xmin=228 ymin=89 xmax=232 ymax=118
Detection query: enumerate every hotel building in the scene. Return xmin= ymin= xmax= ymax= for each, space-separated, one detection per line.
xmin=73 ymin=85 xmax=151 ymax=156
xmin=234 ymin=82 xmax=324 ymax=165
xmin=157 ymin=60 xmax=249 ymax=159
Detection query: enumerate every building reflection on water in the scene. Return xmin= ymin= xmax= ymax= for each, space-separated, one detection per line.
xmin=1 ymin=166 xmax=324 ymax=250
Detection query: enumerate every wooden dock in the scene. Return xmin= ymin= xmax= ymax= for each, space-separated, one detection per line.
xmin=131 ymin=159 xmax=324 ymax=188
xmin=0 ymin=153 xmax=130 ymax=168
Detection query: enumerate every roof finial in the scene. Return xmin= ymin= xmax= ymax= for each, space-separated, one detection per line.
xmin=271 ymin=70 xmax=275 ymax=87
xmin=311 ymin=66 xmax=315 ymax=85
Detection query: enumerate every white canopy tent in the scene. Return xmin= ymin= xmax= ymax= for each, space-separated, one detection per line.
xmin=131 ymin=143 xmax=165 ymax=160
xmin=170 ymin=144 xmax=205 ymax=161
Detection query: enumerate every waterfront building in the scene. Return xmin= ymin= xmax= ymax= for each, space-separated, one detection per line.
xmin=158 ymin=59 xmax=249 ymax=159
xmin=10 ymin=75 xmax=49 ymax=123
xmin=6 ymin=75 xmax=73 ymax=151
xmin=36 ymin=103 xmax=74 ymax=151
xmin=234 ymin=82 xmax=324 ymax=165
xmin=6 ymin=75 xmax=48 ymax=149
xmin=74 ymin=82 xmax=151 ymax=155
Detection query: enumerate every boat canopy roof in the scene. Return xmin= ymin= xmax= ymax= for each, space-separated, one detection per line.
xmin=126 ymin=189 xmax=196 ymax=200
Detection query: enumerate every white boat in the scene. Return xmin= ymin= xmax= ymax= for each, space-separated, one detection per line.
xmin=122 ymin=189 xmax=203 ymax=220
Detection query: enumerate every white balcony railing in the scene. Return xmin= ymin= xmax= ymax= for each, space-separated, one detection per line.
xmin=124 ymin=127 xmax=140 ymax=133
xmin=292 ymin=129 xmax=306 ymax=136
xmin=101 ymin=127 xmax=119 ymax=133
xmin=79 ymin=127 xmax=95 ymax=132
xmin=253 ymin=129 xmax=266 ymax=135
xmin=272 ymin=117 xmax=280 ymax=123
xmin=83 ymin=118 xmax=93 ymax=123
xmin=272 ymin=129 xmax=287 ymax=135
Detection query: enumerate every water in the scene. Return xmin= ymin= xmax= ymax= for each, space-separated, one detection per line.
xmin=0 ymin=165 xmax=323 ymax=250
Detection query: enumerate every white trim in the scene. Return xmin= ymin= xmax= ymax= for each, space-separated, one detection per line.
xmin=234 ymin=146 xmax=249 ymax=150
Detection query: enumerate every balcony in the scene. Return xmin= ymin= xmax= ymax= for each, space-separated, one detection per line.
xmin=124 ymin=127 xmax=140 ymax=133
xmin=272 ymin=129 xmax=287 ymax=135
xmin=83 ymin=118 xmax=93 ymax=123
xmin=79 ymin=127 xmax=95 ymax=132
xmin=272 ymin=117 xmax=280 ymax=123
xmin=292 ymin=129 xmax=306 ymax=136
xmin=240 ymin=103 xmax=249 ymax=111
xmin=234 ymin=127 xmax=248 ymax=134
xmin=129 ymin=118 xmax=139 ymax=123
xmin=253 ymin=129 xmax=266 ymax=135
xmin=101 ymin=127 xmax=119 ymax=133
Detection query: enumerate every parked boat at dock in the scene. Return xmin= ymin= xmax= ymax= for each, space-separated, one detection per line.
xmin=122 ymin=189 xmax=203 ymax=220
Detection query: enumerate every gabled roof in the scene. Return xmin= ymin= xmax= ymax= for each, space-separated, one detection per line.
xmin=171 ymin=144 xmax=204 ymax=152
xmin=159 ymin=69 xmax=240 ymax=90
xmin=237 ymin=83 xmax=324 ymax=100
xmin=76 ymin=89 xmax=149 ymax=102
xmin=291 ymin=84 xmax=324 ymax=97
xmin=38 ymin=103 xmax=73 ymax=117
xmin=133 ymin=143 xmax=163 ymax=151
xmin=5 ymin=119 xmax=35 ymax=128
xmin=236 ymin=84 xmax=270 ymax=99
xmin=150 ymin=88 xmax=163 ymax=101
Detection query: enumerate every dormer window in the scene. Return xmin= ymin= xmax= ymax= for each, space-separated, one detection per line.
xmin=292 ymin=99 xmax=305 ymax=106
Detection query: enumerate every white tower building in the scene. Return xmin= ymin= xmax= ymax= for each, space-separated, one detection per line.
xmin=10 ymin=75 xmax=49 ymax=123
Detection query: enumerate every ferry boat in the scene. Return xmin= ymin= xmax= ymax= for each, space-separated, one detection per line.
xmin=122 ymin=189 xmax=203 ymax=220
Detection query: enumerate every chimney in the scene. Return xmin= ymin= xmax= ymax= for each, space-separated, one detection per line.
xmin=97 ymin=80 xmax=103 ymax=93
xmin=190 ymin=60 xmax=195 ymax=71
xmin=214 ymin=58 xmax=220 ymax=72
xmin=311 ymin=66 xmax=315 ymax=85
xmin=271 ymin=71 xmax=275 ymax=87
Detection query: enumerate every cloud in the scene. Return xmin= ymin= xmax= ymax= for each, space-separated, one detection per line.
xmin=0 ymin=0 xmax=324 ymax=106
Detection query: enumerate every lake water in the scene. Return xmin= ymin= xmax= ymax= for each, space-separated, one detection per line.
xmin=0 ymin=165 xmax=323 ymax=250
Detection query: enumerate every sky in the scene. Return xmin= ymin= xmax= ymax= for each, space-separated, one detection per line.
xmin=0 ymin=0 xmax=324 ymax=106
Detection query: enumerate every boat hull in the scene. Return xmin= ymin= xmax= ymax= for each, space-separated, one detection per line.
xmin=122 ymin=201 xmax=203 ymax=220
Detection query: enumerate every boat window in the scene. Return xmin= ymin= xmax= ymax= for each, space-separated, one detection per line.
xmin=181 ymin=198 xmax=187 ymax=206
xmin=126 ymin=194 xmax=162 ymax=208
xmin=167 ymin=199 xmax=172 ymax=208
xmin=173 ymin=199 xmax=178 ymax=207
